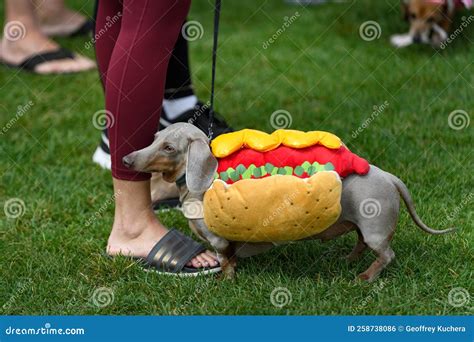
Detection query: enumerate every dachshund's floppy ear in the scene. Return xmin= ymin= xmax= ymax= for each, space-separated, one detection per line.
xmin=186 ymin=139 xmax=218 ymax=193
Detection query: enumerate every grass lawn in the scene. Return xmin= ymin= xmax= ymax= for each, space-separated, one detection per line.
xmin=0 ymin=0 xmax=472 ymax=315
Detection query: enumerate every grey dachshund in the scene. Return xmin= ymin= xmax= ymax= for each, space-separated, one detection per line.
xmin=122 ymin=123 xmax=455 ymax=281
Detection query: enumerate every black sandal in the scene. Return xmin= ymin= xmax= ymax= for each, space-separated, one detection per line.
xmin=1 ymin=47 xmax=75 ymax=73
xmin=137 ymin=229 xmax=221 ymax=277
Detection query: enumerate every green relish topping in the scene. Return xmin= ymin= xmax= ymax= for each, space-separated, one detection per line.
xmin=214 ymin=162 xmax=335 ymax=182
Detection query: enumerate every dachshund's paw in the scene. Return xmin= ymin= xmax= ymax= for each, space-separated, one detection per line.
xmin=219 ymin=265 xmax=236 ymax=280
xmin=390 ymin=34 xmax=413 ymax=48
xmin=219 ymin=270 xmax=236 ymax=281
xmin=357 ymin=271 xmax=377 ymax=283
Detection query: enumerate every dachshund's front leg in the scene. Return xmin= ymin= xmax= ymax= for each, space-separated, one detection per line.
xmin=218 ymin=243 xmax=237 ymax=280
xmin=205 ymin=234 xmax=236 ymax=280
xmin=189 ymin=219 xmax=236 ymax=279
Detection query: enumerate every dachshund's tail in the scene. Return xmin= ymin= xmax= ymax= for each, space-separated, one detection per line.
xmin=391 ymin=175 xmax=457 ymax=235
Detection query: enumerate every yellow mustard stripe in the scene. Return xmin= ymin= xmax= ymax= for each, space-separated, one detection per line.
xmin=211 ymin=128 xmax=342 ymax=158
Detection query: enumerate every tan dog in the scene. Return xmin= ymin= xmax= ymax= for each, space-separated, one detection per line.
xmin=391 ymin=0 xmax=471 ymax=47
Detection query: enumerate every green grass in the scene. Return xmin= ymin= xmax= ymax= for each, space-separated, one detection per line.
xmin=0 ymin=0 xmax=472 ymax=315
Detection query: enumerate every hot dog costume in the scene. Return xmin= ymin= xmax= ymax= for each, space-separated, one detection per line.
xmin=202 ymin=129 xmax=370 ymax=242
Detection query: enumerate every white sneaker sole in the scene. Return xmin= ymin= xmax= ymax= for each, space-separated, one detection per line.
xmin=92 ymin=146 xmax=111 ymax=170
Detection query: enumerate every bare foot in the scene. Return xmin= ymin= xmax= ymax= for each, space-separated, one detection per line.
xmin=0 ymin=28 xmax=95 ymax=74
xmin=107 ymin=208 xmax=219 ymax=269
xmin=38 ymin=7 xmax=90 ymax=37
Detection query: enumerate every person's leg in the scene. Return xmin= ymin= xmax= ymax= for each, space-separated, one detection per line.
xmin=92 ymin=4 xmax=193 ymax=168
xmin=98 ymin=0 xmax=217 ymax=268
xmin=159 ymin=29 xmax=232 ymax=136
xmin=94 ymin=0 xmax=122 ymax=88
xmin=0 ymin=0 xmax=95 ymax=74
xmin=162 ymin=30 xmax=198 ymax=120
xmin=92 ymin=0 xmax=122 ymax=169
xmin=34 ymin=0 xmax=89 ymax=37
xmin=93 ymin=20 xmax=232 ymax=170
xmin=107 ymin=178 xmax=216 ymax=268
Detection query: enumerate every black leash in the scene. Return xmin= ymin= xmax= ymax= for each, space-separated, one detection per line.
xmin=208 ymin=0 xmax=222 ymax=141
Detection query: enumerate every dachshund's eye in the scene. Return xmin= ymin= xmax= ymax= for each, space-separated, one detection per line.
xmin=427 ymin=17 xmax=435 ymax=23
xmin=409 ymin=12 xmax=417 ymax=20
xmin=163 ymin=144 xmax=176 ymax=154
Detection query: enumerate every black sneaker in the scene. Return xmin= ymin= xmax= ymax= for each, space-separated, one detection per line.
xmin=159 ymin=101 xmax=233 ymax=137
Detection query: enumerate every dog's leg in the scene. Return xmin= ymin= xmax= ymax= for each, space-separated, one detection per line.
xmin=218 ymin=243 xmax=237 ymax=280
xmin=340 ymin=166 xmax=400 ymax=281
xmin=188 ymin=220 xmax=236 ymax=279
xmin=345 ymin=230 xmax=367 ymax=262
xmin=357 ymin=233 xmax=395 ymax=282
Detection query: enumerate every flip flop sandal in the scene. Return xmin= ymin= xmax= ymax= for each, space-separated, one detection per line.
xmin=1 ymin=47 xmax=78 ymax=74
xmin=136 ymin=229 xmax=221 ymax=277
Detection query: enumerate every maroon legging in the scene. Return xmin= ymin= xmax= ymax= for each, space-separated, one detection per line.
xmin=95 ymin=0 xmax=191 ymax=180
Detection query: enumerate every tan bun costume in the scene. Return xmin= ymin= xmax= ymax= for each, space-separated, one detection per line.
xmin=200 ymin=129 xmax=370 ymax=242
